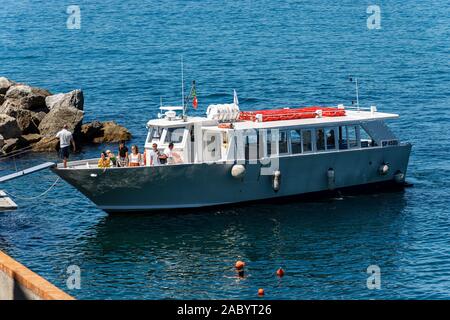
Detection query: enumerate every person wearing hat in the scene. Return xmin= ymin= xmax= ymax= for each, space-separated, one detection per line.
xmin=106 ymin=150 xmax=117 ymax=167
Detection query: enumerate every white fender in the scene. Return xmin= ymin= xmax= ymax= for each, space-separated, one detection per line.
xmin=272 ymin=170 xmax=281 ymax=191
xmin=379 ymin=164 xmax=389 ymax=175
xmin=231 ymin=164 xmax=246 ymax=179
xmin=327 ymin=168 xmax=335 ymax=190
xmin=394 ymin=171 xmax=405 ymax=184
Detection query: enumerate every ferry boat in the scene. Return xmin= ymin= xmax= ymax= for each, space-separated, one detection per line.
xmin=53 ymin=92 xmax=411 ymax=213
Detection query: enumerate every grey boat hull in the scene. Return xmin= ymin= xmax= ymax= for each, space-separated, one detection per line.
xmin=53 ymin=144 xmax=412 ymax=213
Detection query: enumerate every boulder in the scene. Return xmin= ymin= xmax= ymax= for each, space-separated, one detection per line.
xmin=1 ymin=137 xmax=29 ymax=154
xmin=81 ymin=121 xmax=131 ymax=144
xmin=0 ymin=134 xmax=4 ymax=148
xmin=4 ymin=84 xmax=51 ymax=111
xmin=22 ymin=133 xmax=42 ymax=145
xmin=0 ymin=114 xmax=21 ymax=139
xmin=80 ymin=120 xmax=103 ymax=142
xmin=0 ymin=77 xmax=14 ymax=95
xmin=32 ymin=136 xmax=59 ymax=152
xmin=45 ymin=89 xmax=84 ymax=111
xmin=38 ymin=106 xmax=84 ymax=137
xmin=0 ymin=94 xmax=4 ymax=105
xmin=81 ymin=121 xmax=131 ymax=143
xmin=100 ymin=121 xmax=131 ymax=143
xmin=0 ymin=100 xmax=45 ymax=134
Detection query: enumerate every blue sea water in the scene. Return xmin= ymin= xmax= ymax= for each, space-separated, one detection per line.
xmin=0 ymin=0 xmax=449 ymax=299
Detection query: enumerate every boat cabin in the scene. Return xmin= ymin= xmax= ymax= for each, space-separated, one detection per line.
xmin=145 ymin=104 xmax=400 ymax=166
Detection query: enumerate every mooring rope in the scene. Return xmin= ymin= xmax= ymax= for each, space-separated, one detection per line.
xmin=4 ymin=177 xmax=61 ymax=201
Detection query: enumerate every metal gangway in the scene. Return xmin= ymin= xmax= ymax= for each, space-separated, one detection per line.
xmin=0 ymin=162 xmax=56 ymax=211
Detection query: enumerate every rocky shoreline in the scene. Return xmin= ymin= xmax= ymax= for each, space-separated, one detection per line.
xmin=0 ymin=77 xmax=131 ymax=154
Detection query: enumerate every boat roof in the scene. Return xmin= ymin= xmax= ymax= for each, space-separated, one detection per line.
xmin=231 ymin=109 xmax=398 ymax=130
xmin=147 ymin=109 xmax=398 ymax=131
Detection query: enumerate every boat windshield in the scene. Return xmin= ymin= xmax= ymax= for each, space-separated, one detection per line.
xmin=147 ymin=126 xmax=163 ymax=143
xmin=164 ymin=127 xmax=185 ymax=144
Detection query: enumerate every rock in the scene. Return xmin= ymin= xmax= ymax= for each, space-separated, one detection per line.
xmin=32 ymin=136 xmax=59 ymax=152
xmin=0 ymin=134 xmax=4 ymax=148
xmin=80 ymin=121 xmax=103 ymax=142
xmin=1 ymin=137 xmax=29 ymax=154
xmin=45 ymin=89 xmax=84 ymax=111
xmin=0 ymin=100 xmax=45 ymax=134
xmin=38 ymin=106 xmax=84 ymax=137
xmin=81 ymin=121 xmax=131 ymax=144
xmin=0 ymin=114 xmax=21 ymax=139
xmin=0 ymin=94 xmax=4 ymax=105
xmin=4 ymin=84 xmax=51 ymax=111
xmin=22 ymin=133 xmax=42 ymax=145
xmin=99 ymin=121 xmax=131 ymax=143
xmin=81 ymin=121 xmax=132 ymax=143
xmin=0 ymin=77 xmax=14 ymax=95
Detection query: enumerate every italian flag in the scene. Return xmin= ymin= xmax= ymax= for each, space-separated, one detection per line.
xmin=189 ymin=80 xmax=198 ymax=109
xmin=191 ymin=86 xmax=198 ymax=109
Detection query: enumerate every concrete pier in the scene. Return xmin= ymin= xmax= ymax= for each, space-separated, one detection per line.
xmin=0 ymin=251 xmax=74 ymax=300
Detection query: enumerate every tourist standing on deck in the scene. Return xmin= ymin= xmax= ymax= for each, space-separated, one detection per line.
xmin=161 ymin=142 xmax=174 ymax=164
xmin=128 ymin=145 xmax=142 ymax=167
xmin=55 ymin=124 xmax=76 ymax=168
xmin=118 ymin=141 xmax=129 ymax=167
xmin=149 ymin=143 xmax=161 ymax=166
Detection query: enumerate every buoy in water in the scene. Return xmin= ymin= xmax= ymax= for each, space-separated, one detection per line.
xmin=235 ymin=260 xmax=245 ymax=270
xmin=276 ymin=268 xmax=285 ymax=277
xmin=258 ymin=288 xmax=265 ymax=296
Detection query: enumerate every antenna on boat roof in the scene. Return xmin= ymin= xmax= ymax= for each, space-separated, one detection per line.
xmin=181 ymin=55 xmax=186 ymax=120
xmin=349 ymin=76 xmax=360 ymax=111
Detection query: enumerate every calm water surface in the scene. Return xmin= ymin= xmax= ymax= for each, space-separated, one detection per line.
xmin=0 ymin=0 xmax=449 ymax=299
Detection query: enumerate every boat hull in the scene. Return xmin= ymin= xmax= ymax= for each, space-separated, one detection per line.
xmin=53 ymin=144 xmax=412 ymax=213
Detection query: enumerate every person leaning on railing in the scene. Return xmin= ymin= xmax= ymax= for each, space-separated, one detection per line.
xmin=98 ymin=152 xmax=111 ymax=168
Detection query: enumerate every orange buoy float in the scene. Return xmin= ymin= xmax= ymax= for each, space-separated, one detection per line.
xmin=258 ymin=288 xmax=265 ymax=296
xmin=235 ymin=260 xmax=245 ymax=270
xmin=276 ymin=268 xmax=285 ymax=278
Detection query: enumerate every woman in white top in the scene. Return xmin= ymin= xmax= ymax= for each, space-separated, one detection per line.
xmin=128 ymin=145 xmax=142 ymax=167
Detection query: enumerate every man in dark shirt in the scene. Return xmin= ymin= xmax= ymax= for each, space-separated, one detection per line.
xmin=118 ymin=141 xmax=129 ymax=167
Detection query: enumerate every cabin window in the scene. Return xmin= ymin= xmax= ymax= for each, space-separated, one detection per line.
xmin=266 ymin=130 xmax=274 ymax=156
xmin=338 ymin=126 xmax=360 ymax=149
xmin=290 ymin=129 xmax=302 ymax=154
xmin=279 ymin=131 xmax=289 ymax=155
xmin=325 ymin=128 xmax=336 ymax=150
xmin=347 ymin=125 xmax=359 ymax=148
xmin=360 ymin=126 xmax=376 ymax=147
xmin=245 ymin=132 xmax=259 ymax=160
xmin=338 ymin=126 xmax=347 ymax=149
xmin=316 ymin=129 xmax=326 ymax=151
xmin=302 ymin=129 xmax=313 ymax=153
xmin=164 ymin=127 xmax=185 ymax=144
